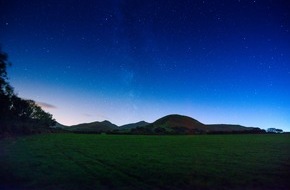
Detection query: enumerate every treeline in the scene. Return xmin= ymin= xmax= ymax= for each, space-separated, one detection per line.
xmin=0 ymin=48 xmax=56 ymax=136
xmin=70 ymin=127 xmax=266 ymax=135
xmin=130 ymin=126 xmax=206 ymax=135
xmin=130 ymin=126 xmax=266 ymax=135
xmin=206 ymin=129 xmax=266 ymax=135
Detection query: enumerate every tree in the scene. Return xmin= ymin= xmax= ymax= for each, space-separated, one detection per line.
xmin=0 ymin=48 xmax=56 ymax=135
xmin=0 ymin=49 xmax=14 ymax=120
xmin=10 ymin=96 xmax=55 ymax=125
xmin=267 ymin=128 xmax=283 ymax=133
xmin=0 ymin=49 xmax=10 ymax=91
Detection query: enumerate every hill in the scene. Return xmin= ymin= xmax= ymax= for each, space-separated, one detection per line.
xmin=130 ymin=114 xmax=265 ymax=135
xmin=131 ymin=114 xmax=209 ymax=134
xmin=206 ymin=124 xmax=265 ymax=134
xmin=51 ymin=122 xmax=68 ymax=129
xmin=119 ymin=121 xmax=149 ymax=130
xmin=67 ymin=120 xmax=118 ymax=133
xmin=61 ymin=114 xmax=265 ymax=135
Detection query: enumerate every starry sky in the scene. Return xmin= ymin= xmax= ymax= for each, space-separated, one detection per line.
xmin=1 ymin=0 xmax=290 ymax=131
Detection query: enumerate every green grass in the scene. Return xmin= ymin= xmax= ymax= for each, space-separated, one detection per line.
xmin=1 ymin=134 xmax=290 ymax=189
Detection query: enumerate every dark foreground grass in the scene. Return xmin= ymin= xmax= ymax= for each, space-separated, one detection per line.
xmin=0 ymin=134 xmax=290 ymax=190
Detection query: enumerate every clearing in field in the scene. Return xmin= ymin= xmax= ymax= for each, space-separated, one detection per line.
xmin=0 ymin=134 xmax=290 ymax=189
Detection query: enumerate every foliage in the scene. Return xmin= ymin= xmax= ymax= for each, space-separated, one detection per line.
xmin=0 ymin=48 xmax=55 ymax=136
xmin=0 ymin=49 xmax=13 ymax=120
xmin=0 ymin=134 xmax=289 ymax=189
xmin=267 ymin=128 xmax=283 ymax=133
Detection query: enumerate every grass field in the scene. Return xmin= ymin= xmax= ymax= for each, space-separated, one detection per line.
xmin=1 ymin=134 xmax=290 ymax=189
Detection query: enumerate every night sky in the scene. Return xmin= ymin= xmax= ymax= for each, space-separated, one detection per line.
xmin=1 ymin=0 xmax=290 ymax=131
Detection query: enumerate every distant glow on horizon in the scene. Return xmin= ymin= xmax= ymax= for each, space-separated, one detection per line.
xmin=1 ymin=0 xmax=290 ymax=131
xmin=14 ymin=83 xmax=290 ymax=131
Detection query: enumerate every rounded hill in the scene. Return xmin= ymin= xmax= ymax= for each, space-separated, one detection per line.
xmin=129 ymin=114 xmax=210 ymax=134
xmin=153 ymin=114 xmax=208 ymax=132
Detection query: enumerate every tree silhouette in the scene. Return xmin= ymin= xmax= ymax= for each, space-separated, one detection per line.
xmin=0 ymin=48 xmax=55 ymax=135
xmin=0 ymin=48 xmax=13 ymax=121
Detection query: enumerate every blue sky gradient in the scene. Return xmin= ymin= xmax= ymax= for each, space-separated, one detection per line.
xmin=1 ymin=0 xmax=289 ymax=131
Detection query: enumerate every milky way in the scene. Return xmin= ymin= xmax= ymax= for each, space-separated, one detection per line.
xmin=1 ymin=0 xmax=289 ymax=131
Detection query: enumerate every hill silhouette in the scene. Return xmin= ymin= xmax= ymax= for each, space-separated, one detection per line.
xmin=131 ymin=114 xmax=209 ymax=134
xmin=206 ymin=124 xmax=264 ymax=134
xmin=59 ymin=114 xmax=265 ymax=134
xmin=119 ymin=121 xmax=149 ymax=130
xmin=51 ymin=122 xmax=68 ymax=129
xmin=67 ymin=120 xmax=118 ymax=133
